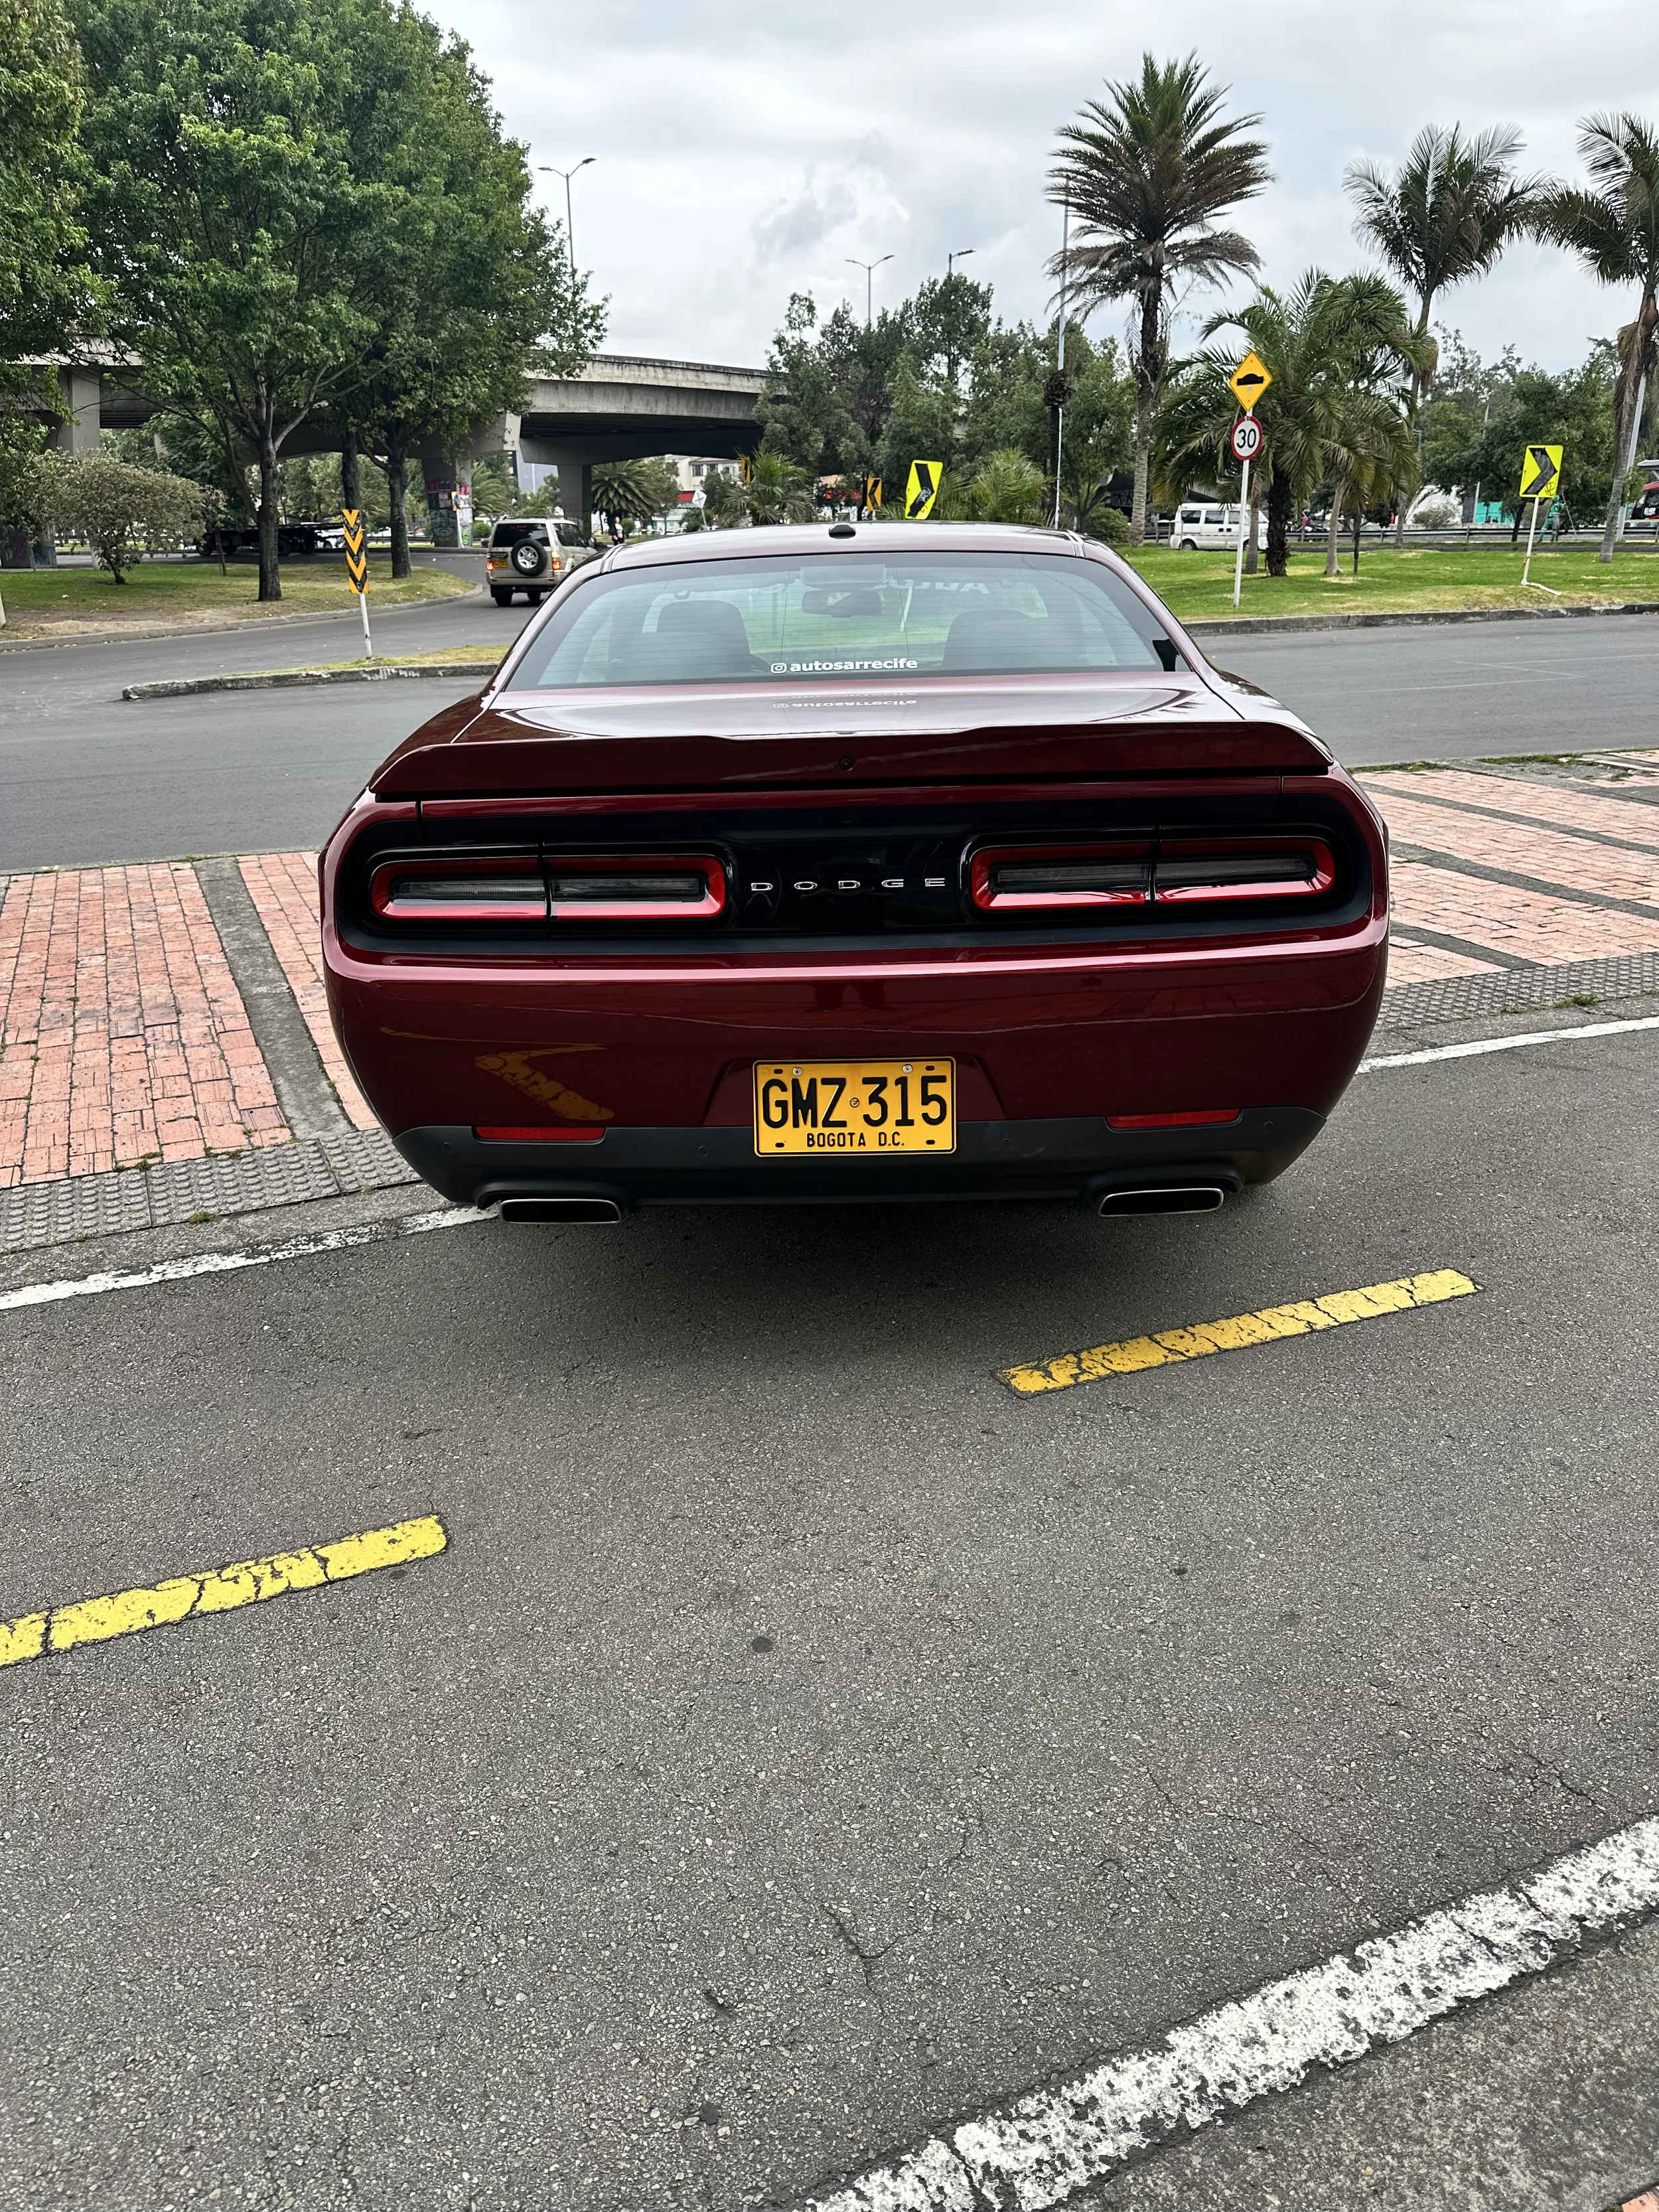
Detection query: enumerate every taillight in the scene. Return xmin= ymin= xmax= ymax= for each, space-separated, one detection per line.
xmin=371 ymin=854 xmax=546 ymax=922
xmin=1153 ymin=839 xmax=1335 ymax=903
xmin=366 ymin=851 xmax=726 ymax=924
xmin=545 ymin=857 xmax=725 ymax=921
xmin=972 ymin=845 xmax=1151 ymax=910
xmin=970 ymin=837 xmax=1336 ymax=913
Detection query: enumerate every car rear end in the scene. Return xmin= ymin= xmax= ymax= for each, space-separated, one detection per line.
xmin=320 ymin=526 xmax=1388 ymax=1220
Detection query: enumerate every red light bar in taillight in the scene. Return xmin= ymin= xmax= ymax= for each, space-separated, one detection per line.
xmin=971 ymin=844 xmax=1151 ymax=911
xmin=370 ymin=854 xmax=545 ymax=922
xmin=545 ymin=855 xmax=725 ymax=921
xmin=1152 ymin=839 xmax=1336 ymax=904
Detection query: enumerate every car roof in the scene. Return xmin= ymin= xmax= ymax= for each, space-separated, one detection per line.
xmin=599 ymin=520 xmax=1094 ymax=572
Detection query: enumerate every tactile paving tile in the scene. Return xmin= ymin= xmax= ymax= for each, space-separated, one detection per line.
xmin=0 ymin=1131 xmax=420 ymax=1254
xmin=1378 ymin=949 xmax=1659 ymax=1031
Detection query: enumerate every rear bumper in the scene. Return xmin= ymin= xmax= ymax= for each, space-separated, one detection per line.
xmin=395 ymin=1108 xmax=1325 ymax=1211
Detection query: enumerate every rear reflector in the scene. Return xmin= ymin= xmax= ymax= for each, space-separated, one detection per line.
xmin=474 ymin=1126 xmax=605 ymax=1142
xmin=1108 ymin=1110 xmax=1241 ymax=1129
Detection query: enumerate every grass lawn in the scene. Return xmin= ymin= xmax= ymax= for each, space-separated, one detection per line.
xmin=1126 ymin=542 xmax=1659 ymax=623
xmin=0 ymin=557 xmax=471 ymax=637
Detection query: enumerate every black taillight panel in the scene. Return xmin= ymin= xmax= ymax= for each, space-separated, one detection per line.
xmin=336 ymin=794 xmax=1369 ymax=954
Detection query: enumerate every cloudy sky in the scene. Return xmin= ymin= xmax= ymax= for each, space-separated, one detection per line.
xmin=429 ymin=0 xmax=1658 ymax=375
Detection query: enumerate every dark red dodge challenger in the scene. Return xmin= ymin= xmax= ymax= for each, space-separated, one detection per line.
xmin=321 ymin=523 xmax=1388 ymax=1222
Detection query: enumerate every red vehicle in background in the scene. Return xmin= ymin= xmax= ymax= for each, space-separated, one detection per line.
xmin=320 ymin=523 xmax=1388 ymax=1223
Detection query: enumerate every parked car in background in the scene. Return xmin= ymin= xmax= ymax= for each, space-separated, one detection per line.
xmin=1171 ymin=503 xmax=1268 ymax=552
xmin=197 ymin=522 xmax=333 ymax=560
xmin=485 ymin=518 xmax=599 ymax=605
xmin=321 ymin=520 xmax=1388 ymax=1225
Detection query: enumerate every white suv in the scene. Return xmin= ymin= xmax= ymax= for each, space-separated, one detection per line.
xmin=1171 ymin=503 xmax=1267 ymax=552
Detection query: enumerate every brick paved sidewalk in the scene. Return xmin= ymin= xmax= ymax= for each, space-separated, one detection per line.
xmin=0 ymin=865 xmax=289 ymax=1189
xmin=3 ymin=755 xmax=1656 ymax=1195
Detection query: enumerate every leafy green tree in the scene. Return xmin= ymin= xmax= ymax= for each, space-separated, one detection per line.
xmin=72 ymin=0 xmax=407 ymax=600
xmin=342 ymin=11 xmax=599 ymax=574
xmin=71 ymin=0 xmax=597 ymax=599
xmin=1534 ymin=112 xmax=1659 ymax=559
xmin=1049 ymin=52 xmax=1271 ymax=544
xmin=0 ymin=0 xmax=92 ymax=599
xmin=31 ymin=449 xmax=204 ymax=579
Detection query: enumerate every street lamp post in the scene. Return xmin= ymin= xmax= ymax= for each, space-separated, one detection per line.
xmin=538 ymin=157 xmax=595 ymax=275
xmin=946 ymin=248 xmax=976 ymax=277
xmin=845 ymin=254 xmax=893 ymax=330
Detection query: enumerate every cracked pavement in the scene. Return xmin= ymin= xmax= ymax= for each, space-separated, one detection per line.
xmin=1 ymin=1003 xmax=1656 ymax=2207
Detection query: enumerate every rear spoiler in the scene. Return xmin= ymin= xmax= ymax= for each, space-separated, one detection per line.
xmin=372 ymin=721 xmax=1333 ymax=796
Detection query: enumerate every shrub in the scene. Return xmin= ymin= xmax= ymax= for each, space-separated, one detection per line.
xmin=31 ymin=452 xmax=205 ymax=581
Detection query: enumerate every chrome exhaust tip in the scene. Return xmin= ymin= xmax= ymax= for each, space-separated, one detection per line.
xmin=1098 ymin=1185 xmax=1228 ymax=1217
xmin=498 ymin=1197 xmax=623 ymax=1224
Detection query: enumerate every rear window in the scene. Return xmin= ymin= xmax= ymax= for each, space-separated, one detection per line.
xmin=492 ymin=521 xmax=547 ymax=546
xmin=503 ymin=550 xmax=1178 ymax=689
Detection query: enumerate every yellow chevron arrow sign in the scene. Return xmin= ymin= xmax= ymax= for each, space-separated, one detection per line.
xmin=340 ymin=508 xmax=373 ymax=655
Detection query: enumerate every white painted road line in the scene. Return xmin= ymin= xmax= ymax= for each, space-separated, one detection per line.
xmin=0 ymin=1207 xmax=488 ymax=1314
xmin=1360 ymin=1013 xmax=1659 ymax=1072
xmin=794 ymin=1815 xmax=1659 ymax=2212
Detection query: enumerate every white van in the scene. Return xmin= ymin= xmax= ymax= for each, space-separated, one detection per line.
xmin=1171 ymin=502 xmax=1267 ymax=551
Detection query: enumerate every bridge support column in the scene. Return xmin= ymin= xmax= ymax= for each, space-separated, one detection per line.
xmin=530 ymin=446 xmax=591 ymax=536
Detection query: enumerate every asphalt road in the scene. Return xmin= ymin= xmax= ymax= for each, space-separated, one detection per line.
xmin=3 ymin=1014 xmax=1656 ymax=2209
xmin=1 ymin=605 xmax=1654 ymax=871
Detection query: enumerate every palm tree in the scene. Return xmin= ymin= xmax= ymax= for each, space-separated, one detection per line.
xmin=738 ymin=450 xmax=820 ymax=526
xmin=1048 ymin=53 xmax=1270 ymax=546
xmin=1346 ymin=125 xmax=1538 ymax=542
xmin=1321 ymin=388 xmax=1419 ymax=577
xmin=1533 ymin=113 xmax=1659 ymax=562
xmin=1162 ymin=271 xmax=1429 ymax=577
xmin=1346 ymin=125 xmax=1540 ymax=383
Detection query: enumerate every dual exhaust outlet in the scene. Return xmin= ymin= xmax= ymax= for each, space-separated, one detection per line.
xmin=498 ymin=1183 xmax=1232 ymax=1225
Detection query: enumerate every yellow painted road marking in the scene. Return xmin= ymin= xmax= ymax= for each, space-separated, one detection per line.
xmin=0 ymin=1514 xmax=447 ymax=1670
xmin=1001 ymin=1269 xmax=1480 ymax=1397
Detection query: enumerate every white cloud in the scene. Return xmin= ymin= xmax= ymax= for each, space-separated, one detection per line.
xmin=433 ymin=0 xmax=1659 ymax=371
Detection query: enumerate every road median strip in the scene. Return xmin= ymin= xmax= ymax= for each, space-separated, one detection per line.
xmin=123 ymin=656 xmax=494 ymax=700
xmin=0 ymin=1513 xmax=447 ymax=1670
xmin=1001 ymin=1268 xmax=1479 ymax=1396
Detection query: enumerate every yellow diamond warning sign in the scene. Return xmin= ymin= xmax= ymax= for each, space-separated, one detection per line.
xmin=904 ymin=461 xmax=942 ymax=519
xmin=1228 ymin=350 xmax=1272 ymax=409
xmin=1518 ymin=443 xmax=1562 ymax=502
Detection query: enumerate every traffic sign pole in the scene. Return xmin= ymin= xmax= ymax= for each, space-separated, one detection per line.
xmin=1233 ymin=454 xmax=1251 ymax=609
xmin=1228 ymin=413 xmax=1263 ymax=609
xmin=1521 ymin=494 xmax=1541 ymax=589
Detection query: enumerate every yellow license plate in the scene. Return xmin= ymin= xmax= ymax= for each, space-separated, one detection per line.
xmin=754 ymin=1059 xmax=956 ymax=1156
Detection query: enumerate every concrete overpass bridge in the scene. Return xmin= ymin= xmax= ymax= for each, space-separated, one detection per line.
xmin=26 ymin=350 xmax=767 ymax=529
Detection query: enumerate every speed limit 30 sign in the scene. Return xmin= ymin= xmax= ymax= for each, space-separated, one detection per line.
xmin=1230 ymin=414 xmax=1263 ymax=462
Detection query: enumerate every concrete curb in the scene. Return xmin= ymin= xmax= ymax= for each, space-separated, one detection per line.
xmin=1185 ymin=599 xmax=1659 ymax=637
xmin=123 ymin=659 xmax=493 ymax=700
